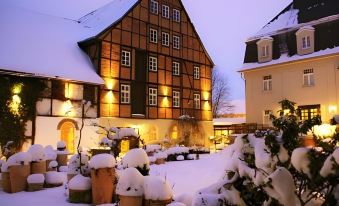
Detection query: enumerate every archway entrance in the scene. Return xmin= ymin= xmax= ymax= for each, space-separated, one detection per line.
xmin=60 ymin=122 xmax=75 ymax=154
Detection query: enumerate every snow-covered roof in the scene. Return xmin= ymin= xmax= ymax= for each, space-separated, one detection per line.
xmin=0 ymin=0 xmax=139 ymax=84
xmin=213 ymin=118 xmax=246 ymax=126
xmin=240 ymin=46 xmax=339 ymax=72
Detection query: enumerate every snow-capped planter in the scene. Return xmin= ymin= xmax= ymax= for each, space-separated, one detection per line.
xmin=27 ymin=174 xmax=45 ymax=192
xmin=90 ymin=154 xmax=117 ymax=205
xmin=122 ymin=148 xmax=150 ymax=176
xmin=1 ymin=170 xmax=11 ymax=193
xmin=48 ymin=160 xmax=58 ymax=171
xmin=29 ymin=144 xmax=47 ymax=174
xmin=116 ymin=168 xmax=144 ymax=206
xmin=56 ymin=141 xmax=69 ymax=167
xmin=155 ymin=152 xmax=167 ymax=165
xmin=68 ymin=153 xmax=90 ymax=181
xmin=68 ymin=174 xmax=92 ymax=204
xmin=45 ymin=171 xmax=64 ymax=188
xmin=176 ymin=155 xmax=184 ymax=161
xmin=143 ymin=176 xmax=173 ymax=206
xmin=145 ymin=144 xmax=162 ymax=156
xmin=45 ymin=145 xmax=57 ymax=171
xmin=166 ymin=147 xmax=189 ymax=161
xmin=300 ymin=135 xmax=315 ymax=147
xmin=5 ymin=152 xmax=32 ymax=193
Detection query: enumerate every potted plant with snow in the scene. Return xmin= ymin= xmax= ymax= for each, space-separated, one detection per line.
xmin=67 ymin=153 xmax=90 ymax=181
xmin=68 ymin=174 xmax=92 ymax=204
xmin=143 ymin=176 xmax=173 ymax=206
xmin=45 ymin=171 xmax=64 ymax=188
xmin=116 ymin=168 xmax=144 ymax=206
xmin=154 ymin=152 xmax=167 ymax=165
xmin=28 ymin=144 xmax=47 ymax=174
xmin=44 ymin=145 xmax=57 ymax=171
xmin=56 ymin=141 xmax=69 ymax=167
xmin=27 ymin=174 xmax=45 ymax=192
xmin=122 ymin=148 xmax=150 ymax=176
xmin=89 ymin=153 xmax=117 ymax=205
xmin=7 ymin=152 xmax=31 ymax=193
xmin=48 ymin=160 xmax=58 ymax=171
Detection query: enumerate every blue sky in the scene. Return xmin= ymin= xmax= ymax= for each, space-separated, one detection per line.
xmin=182 ymin=0 xmax=292 ymax=113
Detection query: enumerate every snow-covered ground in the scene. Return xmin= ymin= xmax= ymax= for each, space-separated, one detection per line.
xmin=0 ymin=154 xmax=226 ymax=206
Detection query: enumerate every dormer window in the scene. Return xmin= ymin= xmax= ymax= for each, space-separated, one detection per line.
xmin=256 ymin=37 xmax=273 ymax=63
xmin=302 ymin=36 xmax=311 ymax=49
xmin=296 ymin=26 xmax=315 ymax=55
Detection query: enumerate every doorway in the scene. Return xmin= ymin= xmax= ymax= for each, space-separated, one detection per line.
xmin=60 ymin=121 xmax=75 ymax=154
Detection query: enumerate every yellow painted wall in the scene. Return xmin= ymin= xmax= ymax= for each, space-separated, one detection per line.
xmin=244 ymin=54 xmax=339 ymax=124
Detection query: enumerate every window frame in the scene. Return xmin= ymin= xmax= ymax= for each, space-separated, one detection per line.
xmin=150 ymin=0 xmax=159 ymax=14
xmin=149 ymin=88 xmax=158 ymax=106
xmin=162 ymin=5 xmax=170 ymax=19
xmin=262 ymin=45 xmax=269 ymax=58
xmin=194 ymin=93 xmax=201 ymax=109
xmin=303 ymin=69 xmax=314 ymax=86
xmin=149 ymin=56 xmax=158 ymax=72
xmin=120 ymin=84 xmax=131 ymax=104
xmin=173 ymin=91 xmax=180 ymax=108
xmin=263 ymin=75 xmax=272 ymax=91
xmin=194 ymin=66 xmax=200 ymax=80
xmin=121 ymin=50 xmax=131 ymax=67
xmin=172 ymin=61 xmax=180 ymax=76
xmin=173 ymin=35 xmax=180 ymax=49
xmin=162 ymin=32 xmax=170 ymax=47
xmin=298 ymin=105 xmax=320 ymax=121
xmin=302 ymin=36 xmax=311 ymax=49
xmin=150 ymin=28 xmax=158 ymax=44
xmin=173 ymin=9 xmax=180 ymax=22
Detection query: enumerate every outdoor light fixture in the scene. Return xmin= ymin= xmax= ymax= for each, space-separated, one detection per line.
xmin=313 ymin=124 xmax=336 ymax=139
xmin=105 ymin=78 xmax=115 ymax=90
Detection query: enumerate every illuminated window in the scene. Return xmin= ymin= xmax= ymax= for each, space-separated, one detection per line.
xmin=298 ymin=105 xmax=320 ymax=120
xmin=150 ymin=0 xmax=158 ymax=14
xmin=173 ymin=91 xmax=180 ymax=107
xmin=173 ymin=9 xmax=180 ymax=22
xmin=302 ymin=36 xmax=311 ymax=49
xmin=194 ymin=66 xmax=200 ymax=79
xmin=173 ymin=61 xmax=180 ymax=76
xmin=194 ymin=93 xmax=200 ymax=109
xmin=303 ymin=69 xmax=314 ymax=86
xmin=149 ymin=88 xmax=157 ymax=106
xmin=121 ymin=50 xmax=131 ymax=67
xmin=162 ymin=32 xmax=169 ymax=46
xmin=173 ymin=35 xmax=180 ymax=49
xmin=162 ymin=5 xmax=169 ymax=19
xmin=263 ymin=75 xmax=272 ymax=91
xmin=149 ymin=56 xmax=158 ymax=71
xmin=150 ymin=28 xmax=158 ymax=43
xmin=120 ymin=84 xmax=130 ymax=104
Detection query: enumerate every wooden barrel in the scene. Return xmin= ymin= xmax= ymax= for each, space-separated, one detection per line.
xmin=119 ymin=195 xmax=142 ymax=206
xmin=27 ymin=183 xmax=44 ymax=192
xmin=69 ymin=189 xmax=92 ymax=204
xmin=2 ymin=172 xmax=11 ymax=193
xmin=91 ymin=168 xmax=116 ymax=205
xmin=31 ymin=161 xmax=47 ymax=174
xmin=9 ymin=164 xmax=30 ymax=193
xmin=56 ymin=154 xmax=68 ymax=167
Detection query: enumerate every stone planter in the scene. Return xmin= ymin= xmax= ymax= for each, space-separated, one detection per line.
xmin=31 ymin=161 xmax=47 ymax=174
xmin=119 ymin=195 xmax=142 ymax=206
xmin=143 ymin=199 xmax=172 ymax=206
xmin=69 ymin=189 xmax=92 ymax=204
xmin=57 ymin=154 xmax=68 ymax=167
xmin=91 ymin=168 xmax=116 ymax=205
xmin=155 ymin=158 xmax=166 ymax=165
xmin=27 ymin=183 xmax=44 ymax=192
xmin=9 ymin=164 xmax=30 ymax=193
xmin=2 ymin=172 xmax=11 ymax=193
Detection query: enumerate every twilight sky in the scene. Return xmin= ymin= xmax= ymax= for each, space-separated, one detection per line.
xmin=182 ymin=0 xmax=292 ymax=113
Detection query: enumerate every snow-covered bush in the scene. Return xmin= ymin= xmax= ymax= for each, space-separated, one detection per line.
xmin=27 ymin=174 xmax=45 ymax=184
xmin=44 ymin=145 xmax=57 ymax=161
xmin=187 ymin=154 xmax=195 ymax=160
xmin=176 ymin=155 xmax=184 ymax=161
xmin=145 ymin=144 xmax=161 ymax=153
xmin=89 ymin=153 xmax=116 ymax=170
xmin=166 ymin=146 xmax=189 ymax=161
xmin=116 ymin=167 xmax=144 ymax=196
xmin=154 ymin=152 xmax=167 ymax=160
xmin=68 ymin=174 xmax=91 ymax=190
xmin=1 ymin=152 xmax=32 ymax=172
xmin=28 ymin=144 xmax=46 ymax=162
xmin=48 ymin=160 xmax=58 ymax=169
xmin=192 ymin=99 xmax=339 ymax=205
xmin=143 ymin=176 xmax=173 ymax=201
xmin=122 ymin=148 xmax=150 ymax=176
xmin=149 ymin=156 xmax=156 ymax=164
xmin=68 ymin=153 xmax=90 ymax=176
xmin=99 ymin=137 xmax=113 ymax=148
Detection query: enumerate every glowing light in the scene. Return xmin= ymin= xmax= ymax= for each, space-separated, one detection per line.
xmin=163 ymin=86 xmax=169 ymax=96
xmin=105 ymin=91 xmax=114 ymax=103
xmin=105 ymin=79 xmax=115 ymax=90
xmin=203 ymin=92 xmax=209 ymax=100
xmin=12 ymin=83 xmax=23 ymax=94
xmin=9 ymin=94 xmax=21 ymax=115
xmin=162 ymin=97 xmax=169 ymax=108
xmin=313 ymin=124 xmax=336 ymax=139
xmin=328 ymin=105 xmax=337 ymax=114
xmin=283 ymin=109 xmax=290 ymax=115
xmin=203 ymin=101 xmax=210 ymax=110
xmin=65 ymin=83 xmax=74 ymax=99
xmin=63 ymin=100 xmax=74 ymax=116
